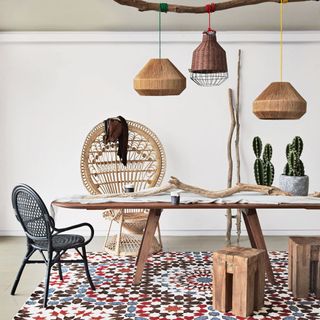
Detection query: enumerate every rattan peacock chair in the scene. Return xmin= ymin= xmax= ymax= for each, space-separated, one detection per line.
xmin=80 ymin=120 xmax=166 ymax=256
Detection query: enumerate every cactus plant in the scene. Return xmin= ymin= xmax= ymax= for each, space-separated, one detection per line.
xmin=283 ymin=136 xmax=305 ymax=176
xmin=291 ymin=136 xmax=303 ymax=157
xmin=252 ymin=137 xmax=275 ymax=186
xmin=253 ymin=136 xmax=262 ymax=158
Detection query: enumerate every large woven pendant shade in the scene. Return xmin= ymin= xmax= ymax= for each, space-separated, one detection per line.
xmin=190 ymin=31 xmax=228 ymax=86
xmin=134 ymin=58 xmax=186 ymax=96
xmin=253 ymin=82 xmax=307 ymax=120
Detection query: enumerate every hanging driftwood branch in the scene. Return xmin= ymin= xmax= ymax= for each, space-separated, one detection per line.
xmin=235 ymin=49 xmax=242 ymax=244
xmin=226 ymin=88 xmax=236 ymax=245
xmin=113 ymin=0 xmax=316 ymax=13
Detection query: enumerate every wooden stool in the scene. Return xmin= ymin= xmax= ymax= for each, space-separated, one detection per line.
xmin=288 ymin=237 xmax=320 ymax=298
xmin=213 ymin=247 xmax=265 ymax=317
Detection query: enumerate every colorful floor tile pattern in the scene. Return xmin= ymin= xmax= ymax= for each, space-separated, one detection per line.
xmin=14 ymin=251 xmax=320 ymax=320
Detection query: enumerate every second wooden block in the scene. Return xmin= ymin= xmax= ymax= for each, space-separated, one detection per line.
xmin=213 ymin=246 xmax=265 ymax=317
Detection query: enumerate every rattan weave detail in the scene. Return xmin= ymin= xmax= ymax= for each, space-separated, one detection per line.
xmin=104 ymin=234 xmax=161 ymax=257
xmin=190 ymin=31 xmax=228 ymax=86
xmin=16 ymin=192 xmax=48 ymax=238
xmin=34 ymin=234 xmax=85 ymax=250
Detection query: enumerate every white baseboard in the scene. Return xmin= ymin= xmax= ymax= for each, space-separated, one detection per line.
xmin=1 ymin=229 xmax=320 ymax=237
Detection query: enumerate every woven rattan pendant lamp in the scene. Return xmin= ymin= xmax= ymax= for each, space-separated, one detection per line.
xmin=134 ymin=3 xmax=186 ymax=96
xmin=190 ymin=4 xmax=228 ymax=86
xmin=252 ymin=0 xmax=306 ymax=119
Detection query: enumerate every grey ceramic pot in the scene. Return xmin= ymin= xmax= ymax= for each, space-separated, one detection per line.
xmin=279 ymin=175 xmax=309 ymax=196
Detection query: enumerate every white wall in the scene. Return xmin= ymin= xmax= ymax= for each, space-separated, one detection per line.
xmin=0 ymin=31 xmax=320 ymax=237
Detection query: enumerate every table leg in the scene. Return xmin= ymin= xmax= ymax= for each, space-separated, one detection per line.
xmin=242 ymin=208 xmax=275 ymax=285
xmin=242 ymin=209 xmax=257 ymax=248
xmin=134 ymin=208 xmax=162 ymax=285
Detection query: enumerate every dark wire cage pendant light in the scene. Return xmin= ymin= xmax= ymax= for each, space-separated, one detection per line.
xmin=190 ymin=31 xmax=228 ymax=87
xmin=190 ymin=3 xmax=228 ymax=87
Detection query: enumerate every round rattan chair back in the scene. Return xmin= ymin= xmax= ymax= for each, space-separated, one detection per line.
xmin=81 ymin=120 xmax=166 ymax=195
xmin=80 ymin=120 xmax=166 ymax=256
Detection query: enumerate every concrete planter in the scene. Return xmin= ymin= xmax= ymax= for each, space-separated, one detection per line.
xmin=279 ymin=175 xmax=309 ymax=196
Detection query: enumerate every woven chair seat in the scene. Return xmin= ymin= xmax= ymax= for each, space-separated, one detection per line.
xmin=34 ymin=234 xmax=85 ymax=251
xmin=103 ymin=210 xmax=148 ymax=222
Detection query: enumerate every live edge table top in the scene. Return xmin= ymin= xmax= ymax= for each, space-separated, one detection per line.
xmin=51 ymin=201 xmax=320 ymax=210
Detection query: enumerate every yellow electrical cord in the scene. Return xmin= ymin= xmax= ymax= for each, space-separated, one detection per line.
xmin=280 ymin=0 xmax=283 ymax=82
xmin=280 ymin=0 xmax=288 ymax=82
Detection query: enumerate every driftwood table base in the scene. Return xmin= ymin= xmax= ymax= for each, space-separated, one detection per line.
xmin=133 ymin=207 xmax=275 ymax=285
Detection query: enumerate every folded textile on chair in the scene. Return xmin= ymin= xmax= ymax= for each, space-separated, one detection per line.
xmin=104 ymin=116 xmax=128 ymax=166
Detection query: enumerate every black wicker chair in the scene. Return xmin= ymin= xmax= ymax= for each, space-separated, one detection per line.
xmin=11 ymin=184 xmax=96 ymax=307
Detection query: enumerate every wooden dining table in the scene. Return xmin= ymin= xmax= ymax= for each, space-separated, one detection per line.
xmin=51 ymin=199 xmax=320 ymax=285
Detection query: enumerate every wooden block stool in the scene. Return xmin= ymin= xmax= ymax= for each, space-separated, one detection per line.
xmin=213 ymin=247 xmax=265 ymax=317
xmin=288 ymin=237 xmax=320 ymax=298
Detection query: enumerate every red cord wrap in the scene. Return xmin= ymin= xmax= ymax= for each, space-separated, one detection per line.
xmin=205 ymin=3 xmax=215 ymax=32
xmin=205 ymin=3 xmax=216 ymax=13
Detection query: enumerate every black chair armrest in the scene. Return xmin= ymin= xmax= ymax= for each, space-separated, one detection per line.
xmin=53 ymin=223 xmax=94 ymax=245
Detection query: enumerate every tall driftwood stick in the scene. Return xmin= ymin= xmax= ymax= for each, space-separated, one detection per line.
xmin=227 ymin=89 xmax=236 ymax=189
xmin=226 ymin=88 xmax=236 ymax=245
xmin=235 ymin=49 xmax=242 ymax=244
xmin=235 ymin=50 xmax=241 ymax=186
xmin=113 ymin=0 xmax=316 ymax=13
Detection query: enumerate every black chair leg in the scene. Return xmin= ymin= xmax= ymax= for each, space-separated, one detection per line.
xmin=58 ymin=262 xmax=63 ymax=281
xmin=43 ymin=251 xmax=53 ymax=308
xmin=57 ymin=251 xmax=63 ymax=281
xmin=81 ymin=246 xmax=95 ymax=290
xmin=11 ymin=246 xmax=35 ymax=295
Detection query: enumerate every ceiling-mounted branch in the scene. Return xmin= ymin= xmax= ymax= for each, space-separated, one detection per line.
xmin=113 ymin=0 xmax=316 ymax=13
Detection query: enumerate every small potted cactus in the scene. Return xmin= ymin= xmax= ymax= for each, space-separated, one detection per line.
xmin=253 ymin=136 xmax=275 ymax=186
xmin=279 ymin=136 xmax=309 ymax=196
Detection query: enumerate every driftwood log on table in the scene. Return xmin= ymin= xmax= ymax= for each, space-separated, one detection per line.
xmin=85 ymin=176 xmax=290 ymax=200
xmin=113 ymin=0 xmax=316 ymax=13
xmin=168 ymin=176 xmax=290 ymax=198
xmin=311 ymin=192 xmax=320 ymax=197
xmin=89 ymin=183 xmax=174 ymax=198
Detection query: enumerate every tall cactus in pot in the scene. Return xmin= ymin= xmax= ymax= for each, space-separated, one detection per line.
xmin=280 ymin=136 xmax=308 ymax=196
xmin=252 ymin=136 xmax=275 ymax=186
xmin=283 ymin=136 xmax=305 ymax=176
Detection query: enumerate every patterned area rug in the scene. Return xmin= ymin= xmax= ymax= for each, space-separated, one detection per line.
xmin=14 ymin=251 xmax=320 ymax=320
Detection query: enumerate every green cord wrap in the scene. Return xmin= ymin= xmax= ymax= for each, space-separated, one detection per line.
xmin=158 ymin=3 xmax=168 ymax=59
xmin=160 ymin=3 xmax=168 ymax=12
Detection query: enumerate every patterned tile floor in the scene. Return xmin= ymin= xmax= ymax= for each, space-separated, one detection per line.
xmin=14 ymin=251 xmax=320 ymax=320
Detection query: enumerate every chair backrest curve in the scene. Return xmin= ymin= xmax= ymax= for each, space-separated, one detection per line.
xmin=12 ymin=184 xmax=51 ymax=239
xmin=81 ymin=120 xmax=166 ymax=195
